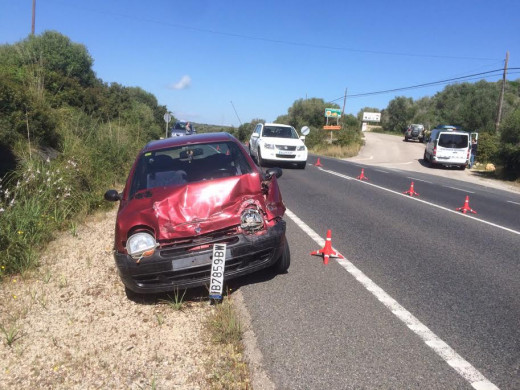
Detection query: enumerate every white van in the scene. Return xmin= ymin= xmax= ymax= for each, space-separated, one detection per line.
xmin=423 ymin=126 xmax=470 ymax=169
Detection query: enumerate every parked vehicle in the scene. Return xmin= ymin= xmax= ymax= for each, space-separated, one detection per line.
xmin=170 ymin=120 xmax=196 ymax=137
xmin=423 ymin=126 xmax=470 ymax=169
xmin=404 ymin=124 xmax=425 ymax=142
xmin=104 ymin=132 xmax=289 ymax=295
xmin=248 ymin=123 xmax=308 ymax=169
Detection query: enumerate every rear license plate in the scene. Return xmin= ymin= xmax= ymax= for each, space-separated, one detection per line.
xmin=209 ymin=243 xmax=227 ymax=300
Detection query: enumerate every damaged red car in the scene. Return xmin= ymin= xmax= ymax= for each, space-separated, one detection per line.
xmin=105 ymin=132 xmax=289 ymax=295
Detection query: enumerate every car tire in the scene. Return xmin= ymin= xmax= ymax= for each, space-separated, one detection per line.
xmin=404 ymin=137 xmax=408 ymax=142
xmin=297 ymin=161 xmax=306 ymax=169
xmin=257 ymin=148 xmax=264 ymax=166
xmin=273 ymin=238 xmax=290 ymax=274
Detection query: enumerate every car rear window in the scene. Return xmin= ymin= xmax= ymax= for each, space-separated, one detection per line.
xmin=129 ymin=141 xmax=253 ymax=197
xmin=438 ymin=133 xmax=468 ymax=149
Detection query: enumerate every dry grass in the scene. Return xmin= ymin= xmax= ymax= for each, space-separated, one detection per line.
xmin=310 ymin=143 xmax=362 ymax=159
xmin=204 ymin=295 xmax=250 ymax=390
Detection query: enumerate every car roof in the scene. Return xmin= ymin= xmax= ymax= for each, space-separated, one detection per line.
xmin=143 ymin=132 xmax=236 ymax=153
xmin=263 ymin=122 xmax=293 ymax=128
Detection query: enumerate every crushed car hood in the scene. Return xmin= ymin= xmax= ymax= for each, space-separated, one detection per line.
xmin=116 ymin=174 xmax=284 ymax=246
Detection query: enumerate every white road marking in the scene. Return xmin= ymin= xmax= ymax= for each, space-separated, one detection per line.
xmin=284 ymin=208 xmax=500 ymax=390
xmin=319 ymin=167 xmax=520 ymax=236
xmin=443 ymin=186 xmax=475 ymax=194
xmin=507 ymin=201 xmax=520 ymax=206
xmin=375 ymin=169 xmax=389 ymax=173
xmin=407 ymin=177 xmax=433 ymax=184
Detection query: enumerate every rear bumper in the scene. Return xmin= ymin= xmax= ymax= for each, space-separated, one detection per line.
xmin=115 ymin=220 xmax=286 ymax=294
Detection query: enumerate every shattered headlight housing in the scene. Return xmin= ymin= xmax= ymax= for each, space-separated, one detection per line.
xmin=240 ymin=208 xmax=264 ymax=232
xmin=126 ymin=232 xmax=157 ymax=259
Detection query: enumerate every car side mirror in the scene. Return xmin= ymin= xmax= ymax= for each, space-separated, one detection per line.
xmin=104 ymin=189 xmax=121 ymax=202
xmin=251 ymin=133 xmax=259 ymax=138
xmin=264 ymin=167 xmax=282 ymax=180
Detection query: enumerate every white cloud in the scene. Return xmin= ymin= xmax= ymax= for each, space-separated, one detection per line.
xmin=169 ymin=75 xmax=192 ymax=90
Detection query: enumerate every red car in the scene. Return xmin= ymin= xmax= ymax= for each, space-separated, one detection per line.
xmin=105 ymin=132 xmax=289 ymax=295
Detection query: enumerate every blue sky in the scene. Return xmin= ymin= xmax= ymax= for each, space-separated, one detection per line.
xmin=1 ymin=0 xmax=519 ymax=127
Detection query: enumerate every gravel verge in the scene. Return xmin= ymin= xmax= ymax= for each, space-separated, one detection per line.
xmin=0 ymin=208 xmax=220 ymax=389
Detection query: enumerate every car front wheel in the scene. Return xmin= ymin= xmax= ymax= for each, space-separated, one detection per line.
xmin=273 ymin=239 xmax=290 ymax=273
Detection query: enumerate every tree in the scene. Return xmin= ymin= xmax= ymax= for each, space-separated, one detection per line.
xmin=383 ymin=96 xmax=415 ymax=132
xmin=497 ymin=108 xmax=520 ymax=177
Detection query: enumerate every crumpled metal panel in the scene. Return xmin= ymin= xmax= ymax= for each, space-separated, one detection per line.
xmin=115 ymin=173 xmax=285 ymax=250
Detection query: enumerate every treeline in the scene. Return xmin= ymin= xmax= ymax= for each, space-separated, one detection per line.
xmin=380 ymin=80 xmax=520 ymax=175
xmin=0 ymin=31 xmax=171 ymax=275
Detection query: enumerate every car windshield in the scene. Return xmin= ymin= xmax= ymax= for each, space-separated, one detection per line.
xmin=438 ymin=134 xmax=468 ymax=148
xmin=129 ymin=141 xmax=253 ymax=197
xmin=262 ymin=126 xmax=298 ymax=139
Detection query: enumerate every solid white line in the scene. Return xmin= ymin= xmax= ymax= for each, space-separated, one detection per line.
xmin=443 ymin=185 xmax=475 ymax=194
xmin=319 ymin=167 xmax=520 ymax=236
xmin=507 ymin=201 xmax=520 ymax=206
xmin=375 ymin=169 xmax=389 ymax=173
xmin=284 ymin=208 xmax=500 ymax=390
xmin=407 ymin=177 xmax=433 ymax=184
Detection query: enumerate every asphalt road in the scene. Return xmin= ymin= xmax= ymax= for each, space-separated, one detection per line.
xmin=235 ymin=135 xmax=520 ymax=390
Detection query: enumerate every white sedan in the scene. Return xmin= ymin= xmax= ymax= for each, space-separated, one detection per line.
xmin=249 ymin=123 xmax=308 ymax=169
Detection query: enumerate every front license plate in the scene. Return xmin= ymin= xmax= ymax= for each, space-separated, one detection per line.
xmin=277 ymin=150 xmax=295 ymax=155
xmin=209 ymin=243 xmax=227 ymax=300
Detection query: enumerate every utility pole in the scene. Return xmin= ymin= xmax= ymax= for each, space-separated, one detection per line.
xmin=31 ymin=0 xmax=36 ymax=35
xmin=341 ymin=88 xmax=348 ymax=117
xmin=495 ymin=51 xmax=509 ymax=133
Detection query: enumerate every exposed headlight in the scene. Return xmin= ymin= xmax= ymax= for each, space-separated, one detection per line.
xmin=240 ymin=208 xmax=264 ymax=232
xmin=126 ymin=232 xmax=157 ymax=259
xmin=263 ymin=143 xmax=274 ymax=149
xmin=296 ymin=145 xmax=306 ymax=151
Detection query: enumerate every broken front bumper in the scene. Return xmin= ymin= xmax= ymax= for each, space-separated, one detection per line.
xmin=115 ymin=219 xmax=286 ymax=294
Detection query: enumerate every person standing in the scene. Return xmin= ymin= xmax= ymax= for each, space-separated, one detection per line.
xmin=469 ymin=138 xmax=478 ymax=168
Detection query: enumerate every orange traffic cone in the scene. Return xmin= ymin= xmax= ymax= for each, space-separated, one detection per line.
xmin=315 ymin=158 xmax=322 ymax=167
xmin=403 ymin=181 xmax=419 ymax=196
xmin=310 ymin=230 xmax=344 ymax=265
xmin=357 ymin=168 xmax=368 ymax=181
xmin=456 ymin=195 xmax=477 ymax=214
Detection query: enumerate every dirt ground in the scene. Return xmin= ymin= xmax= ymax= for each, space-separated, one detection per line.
xmin=0 ymin=208 xmax=218 ymax=390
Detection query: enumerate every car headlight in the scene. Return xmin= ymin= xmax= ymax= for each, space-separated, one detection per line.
xmin=263 ymin=143 xmax=274 ymax=149
xmin=296 ymin=145 xmax=306 ymax=151
xmin=126 ymin=232 xmax=157 ymax=259
xmin=240 ymin=208 xmax=264 ymax=232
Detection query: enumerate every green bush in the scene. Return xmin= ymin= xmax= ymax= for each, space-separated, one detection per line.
xmin=497 ymin=109 xmax=520 ymax=178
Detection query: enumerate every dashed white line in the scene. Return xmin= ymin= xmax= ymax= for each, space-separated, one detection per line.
xmin=407 ymin=177 xmax=433 ymax=184
xmin=318 ymin=167 xmax=520 ymax=236
xmin=284 ymin=208 xmax=500 ymax=390
xmin=375 ymin=169 xmax=389 ymax=173
xmin=443 ymin=185 xmax=475 ymax=194
xmin=507 ymin=201 xmax=520 ymax=206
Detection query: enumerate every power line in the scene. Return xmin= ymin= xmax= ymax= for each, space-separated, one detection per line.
xmin=327 ymin=68 xmax=520 ymax=102
xmin=48 ymin=0 xmax=501 ymax=62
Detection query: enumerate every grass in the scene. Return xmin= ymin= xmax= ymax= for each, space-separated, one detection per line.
xmin=160 ymin=288 xmax=187 ymax=311
xmin=0 ymin=323 xmax=22 ymax=347
xmin=204 ymin=294 xmax=250 ymax=390
xmin=310 ymin=143 xmax=362 ymax=159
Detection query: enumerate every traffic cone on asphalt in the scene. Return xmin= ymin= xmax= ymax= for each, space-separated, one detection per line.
xmin=456 ymin=195 xmax=477 ymax=214
xmin=310 ymin=229 xmax=344 ymax=265
xmin=357 ymin=168 xmax=368 ymax=181
xmin=315 ymin=158 xmax=322 ymax=167
xmin=403 ymin=181 xmax=419 ymax=197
